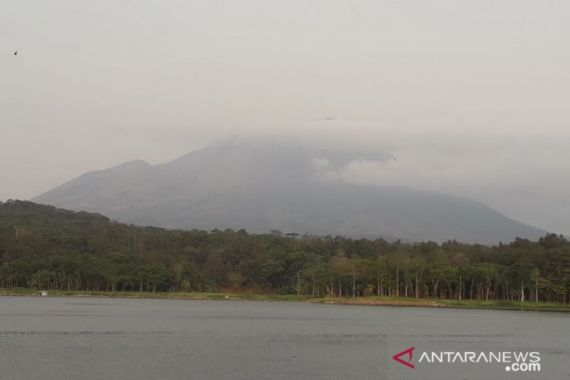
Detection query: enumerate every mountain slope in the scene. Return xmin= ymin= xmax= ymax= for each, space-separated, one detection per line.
xmin=34 ymin=142 xmax=546 ymax=244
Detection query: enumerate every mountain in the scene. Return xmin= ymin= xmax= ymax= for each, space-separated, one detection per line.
xmin=34 ymin=142 xmax=546 ymax=244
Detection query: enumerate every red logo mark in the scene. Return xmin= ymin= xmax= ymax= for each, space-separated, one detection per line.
xmin=393 ymin=347 xmax=415 ymax=369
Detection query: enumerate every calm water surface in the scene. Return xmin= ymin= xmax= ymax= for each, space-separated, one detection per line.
xmin=0 ymin=296 xmax=568 ymax=380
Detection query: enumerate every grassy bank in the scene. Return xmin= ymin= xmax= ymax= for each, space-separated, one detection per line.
xmin=0 ymin=288 xmax=313 ymax=302
xmin=1 ymin=288 xmax=568 ymax=312
xmin=311 ymin=296 xmax=570 ymax=312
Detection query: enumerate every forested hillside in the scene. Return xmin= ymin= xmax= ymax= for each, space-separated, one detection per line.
xmin=1 ymin=200 xmax=568 ymax=303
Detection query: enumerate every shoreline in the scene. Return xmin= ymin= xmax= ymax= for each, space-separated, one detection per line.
xmin=1 ymin=289 xmax=569 ymax=312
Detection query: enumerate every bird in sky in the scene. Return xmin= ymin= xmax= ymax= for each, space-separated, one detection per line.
xmin=14 ymin=50 xmax=18 ymax=56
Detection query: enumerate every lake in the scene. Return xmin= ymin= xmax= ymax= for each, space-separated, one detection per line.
xmin=0 ymin=296 xmax=568 ymax=380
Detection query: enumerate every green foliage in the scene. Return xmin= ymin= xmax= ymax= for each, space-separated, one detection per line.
xmin=0 ymin=200 xmax=569 ymax=303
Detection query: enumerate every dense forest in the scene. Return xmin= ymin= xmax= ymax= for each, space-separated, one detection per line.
xmin=1 ymin=200 xmax=569 ymax=303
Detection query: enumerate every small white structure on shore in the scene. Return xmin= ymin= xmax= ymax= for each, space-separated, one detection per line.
xmin=40 ymin=291 xmax=48 ymax=297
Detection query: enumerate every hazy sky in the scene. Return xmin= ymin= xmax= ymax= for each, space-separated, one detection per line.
xmin=2 ymin=1 xmax=569 ymax=234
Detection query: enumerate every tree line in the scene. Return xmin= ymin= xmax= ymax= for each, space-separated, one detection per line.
xmin=1 ymin=200 xmax=569 ymax=303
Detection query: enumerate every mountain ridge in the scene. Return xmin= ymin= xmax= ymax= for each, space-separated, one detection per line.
xmin=34 ymin=142 xmax=546 ymax=244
